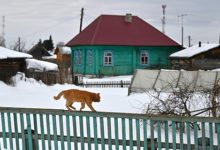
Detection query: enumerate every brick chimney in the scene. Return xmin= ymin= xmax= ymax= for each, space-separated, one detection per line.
xmin=199 ymin=41 xmax=201 ymax=47
xmin=125 ymin=13 xmax=132 ymax=23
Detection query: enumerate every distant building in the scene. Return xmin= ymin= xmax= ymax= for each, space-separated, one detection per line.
xmin=0 ymin=46 xmax=32 ymax=83
xmin=66 ymin=14 xmax=182 ymax=77
xmin=170 ymin=42 xmax=220 ymax=70
xmin=54 ymin=46 xmax=71 ymax=83
xmin=28 ymin=43 xmax=51 ymax=60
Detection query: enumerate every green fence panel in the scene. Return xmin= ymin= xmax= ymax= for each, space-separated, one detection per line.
xmin=1 ymin=107 xmax=220 ymax=150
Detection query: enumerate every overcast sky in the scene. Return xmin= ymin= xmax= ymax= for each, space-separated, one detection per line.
xmin=0 ymin=0 xmax=220 ymax=49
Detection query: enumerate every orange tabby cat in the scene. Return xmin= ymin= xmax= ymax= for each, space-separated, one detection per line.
xmin=54 ymin=89 xmax=100 ymax=112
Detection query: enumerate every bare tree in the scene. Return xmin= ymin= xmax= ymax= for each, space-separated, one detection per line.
xmin=0 ymin=35 xmax=6 ymax=47
xmin=10 ymin=38 xmax=26 ymax=52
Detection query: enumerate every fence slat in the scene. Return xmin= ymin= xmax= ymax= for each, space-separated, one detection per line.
xmin=179 ymin=122 xmax=183 ymax=150
xmin=136 ymin=119 xmax=140 ymax=150
xmin=52 ymin=115 xmax=58 ymax=150
xmin=13 ymin=113 xmax=19 ymax=149
xmin=201 ymin=122 xmax=206 ymax=150
xmin=86 ymin=116 xmax=92 ymax=150
xmin=59 ymin=115 xmax=65 ymax=150
xmin=7 ymin=112 xmax=13 ymax=150
xmin=143 ymin=119 xmax=147 ymax=150
xmin=129 ymin=118 xmax=133 ymax=150
xmin=20 ymin=113 xmax=26 ymax=150
xmin=157 ymin=120 xmax=162 ymax=150
xmin=40 ymin=114 xmax=46 ymax=150
xmin=186 ymin=122 xmax=191 ymax=150
xmin=79 ymin=116 xmax=85 ymax=150
xmin=164 ymin=120 xmax=169 ymax=150
xmin=209 ymin=122 xmax=214 ymax=150
xmin=100 ymin=117 xmax=105 ymax=150
xmin=194 ymin=122 xmax=199 ymax=150
xmin=122 ymin=118 xmax=126 ymax=150
xmin=114 ymin=117 xmax=119 ymax=150
xmin=1 ymin=112 xmax=7 ymax=149
xmin=33 ymin=114 xmax=39 ymax=150
xmin=66 ymin=115 xmax=71 ymax=150
xmin=150 ymin=120 xmax=155 ymax=150
xmin=217 ymin=123 xmax=220 ymax=150
xmin=26 ymin=114 xmax=33 ymax=150
xmin=107 ymin=117 xmax=112 ymax=150
xmin=46 ymin=114 xmax=52 ymax=150
xmin=93 ymin=116 xmax=98 ymax=150
xmin=72 ymin=115 xmax=78 ymax=150
xmin=172 ymin=121 xmax=176 ymax=150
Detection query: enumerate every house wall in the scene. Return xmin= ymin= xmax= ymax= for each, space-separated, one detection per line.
xmin=171 ymin=47 xmax=220 ymax=70
xmin=71 ymin=45 xmax=180 ymax=76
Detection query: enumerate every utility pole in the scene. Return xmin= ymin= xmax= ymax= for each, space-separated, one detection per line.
xmin=79 ymin=8 xmax=84 ymax=33
xmin=178 ymin=14 xmax=187 ymax=47
xmin=188 ymin=35 xmax=191 ymax=47
xmin=2 ymin=16 xmax=5 ymax=39
xmin=162 ymin=5 xmax=166 ymax=34
xmin=18 ymin=37 xmax=21 ymax=51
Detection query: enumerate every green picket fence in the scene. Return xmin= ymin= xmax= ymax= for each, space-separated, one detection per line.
xmin=0 ymin=107 xmax=220 ymax=150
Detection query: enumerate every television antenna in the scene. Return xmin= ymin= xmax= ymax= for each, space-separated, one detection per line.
xmin=178 ymin=14 xmax=187 ymax=46
xmin=162 ymin=5 xmax=166 ymax=34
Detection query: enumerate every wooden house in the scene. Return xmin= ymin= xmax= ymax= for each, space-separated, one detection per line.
xmin=170 ymin=42 xmax=220 ymax=70
xmin=0 ymin=46 xmax=32 ymax=83
xmin=28 ymin=43 xmax=51 ymax=60
xmin=66 ymin=14 xmax=182 ymax=76
xmin=54 ymin=46 xmax=72 ymax=83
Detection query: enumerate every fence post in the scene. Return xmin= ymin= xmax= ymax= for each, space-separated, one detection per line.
xmin=120 ymin=80 xmax=123 ymax=88
xmin=25 ymin=129 xmax=36 ymax=150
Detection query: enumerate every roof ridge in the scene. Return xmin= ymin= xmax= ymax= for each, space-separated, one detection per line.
xmin=90 ymin=15 xmax=102 ymax=44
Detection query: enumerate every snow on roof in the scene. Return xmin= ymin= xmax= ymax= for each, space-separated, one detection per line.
xmin=170 ymin=43 xmax=220 ymax=58
xmin=42 ymin=54 xmax=57 ymax=60
xmin=26 ymin=59 xmax=58 ymax=72
xmin=0 ymin=46 xmax=32 ymax=59
xmin=58 ymin=46 xmax=71 ymax=54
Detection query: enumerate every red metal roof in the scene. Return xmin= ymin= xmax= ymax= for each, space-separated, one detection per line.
xmin=66 ymin=15 xmax=180 ymax=47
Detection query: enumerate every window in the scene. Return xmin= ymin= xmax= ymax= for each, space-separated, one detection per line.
xmin=74 ymin=51 xmax=78 ymax=64
xmin=104 ymin=51 xmax=113 ymax=66
xmin=79 ymin=51 xmax=82 ymax=65
xmin=88 ymin=50 xmax=92 ymax=65
xmin=140 ymin=50 xmax=149 ymax=65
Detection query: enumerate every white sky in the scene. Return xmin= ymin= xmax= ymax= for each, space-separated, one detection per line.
xmin=0 ymin=0 xmax=220 ymax=49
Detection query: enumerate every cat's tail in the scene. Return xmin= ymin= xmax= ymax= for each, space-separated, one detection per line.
xmin=54 ymin=91 xmax=64 ymax=100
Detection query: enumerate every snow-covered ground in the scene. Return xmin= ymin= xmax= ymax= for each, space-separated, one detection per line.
xmin=0 ymin=74 xmax=146 ymax=113
xmin=0 ymin=73 xmax=219 ymax=149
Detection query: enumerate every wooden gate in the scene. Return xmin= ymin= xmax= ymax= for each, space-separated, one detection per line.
xmin=0 ymin=107 xmax=220 ymax=150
